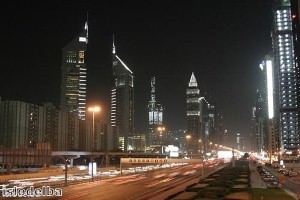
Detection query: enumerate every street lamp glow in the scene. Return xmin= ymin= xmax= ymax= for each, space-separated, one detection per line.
xmin=88 ymin=105 xmax=100 ymax=181
xmin=186 ymin=135 xmax=191 ymax=139
xmin=88 ymin=106 xmax=100 ymax=112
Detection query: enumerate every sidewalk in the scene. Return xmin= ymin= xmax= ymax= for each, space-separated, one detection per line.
xmin=283 ymin=189 xmax=299 ymax=200
xmin=249 ymin=163 xmax=267 ymax=188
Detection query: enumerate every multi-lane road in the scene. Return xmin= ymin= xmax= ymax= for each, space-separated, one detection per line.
xmin=23 ymin=161 xmax=227 ymax=200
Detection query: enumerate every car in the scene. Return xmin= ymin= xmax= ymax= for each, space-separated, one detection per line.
xmin=278 ymin=168 xmax=284 ymax=172
xmin=267 ymin=182 xmax=279 ymax=189
xmin=283 ymin=170 xmax=290 ymax=176
xmin=257 ymin=166 xmax=262 ymax=170
xmin=289 ymin=171 xmax=297 ymax=177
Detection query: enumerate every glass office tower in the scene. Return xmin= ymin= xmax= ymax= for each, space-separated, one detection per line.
xmin=61 ymin=22 xmax=88 ymax=120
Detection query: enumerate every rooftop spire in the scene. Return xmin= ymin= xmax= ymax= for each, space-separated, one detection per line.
xmin=189 ymin=72 xmax=198 ymax=87
xmin=112 ymin=34 xmax=116 ymax=54
xmin=84 ymin=10 xmax=89 ymax=44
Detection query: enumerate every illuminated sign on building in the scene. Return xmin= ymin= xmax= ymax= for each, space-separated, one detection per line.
xmin=120 ymin=158 xmax=202 ymax=164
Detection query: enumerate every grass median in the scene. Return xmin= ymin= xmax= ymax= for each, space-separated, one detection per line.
xmin=251 ymin=188 xmax=295 ymax=200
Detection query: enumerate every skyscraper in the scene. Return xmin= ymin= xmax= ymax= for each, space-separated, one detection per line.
xmin=60 ymin=21 xmax=88 ymax=120
xmin=148 ymin=77 xmax=163 ymax=148
xmin=186 ymin=72 xmax=201 ymax=154
xmin=236 ymin=133 xmax=245 ymax=152
xmin=111 ymin=37 xmax=134 ymax=151
xmin=257 ymin=57 xmax=279 ymax=160
xmin=251 ymin=107 xmax=259 ymax=152
xmin=272 ymin=0 xmax=300 ymax=154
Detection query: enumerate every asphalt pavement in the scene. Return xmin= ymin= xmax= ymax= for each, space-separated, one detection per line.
xmin=263 ymin=165 xmax=300 ymax=200
xmin=249 ymin=162 xmax=300 ymax=200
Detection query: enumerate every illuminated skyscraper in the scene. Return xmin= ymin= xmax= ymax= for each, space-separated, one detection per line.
xmin=186 ymin=72 xmax=201 ymax=154
xmin=60 ymin=21 xmax=88 ymax=120
xmin=256 ymin=57 xmax=279 ymax=159
xmin=111 ymin=37 xmax=134 ymax=151
xmin=272 ymin=0 xmax=300 ymax=154
xmin=148 ymin=77 xmax=163 ymax=147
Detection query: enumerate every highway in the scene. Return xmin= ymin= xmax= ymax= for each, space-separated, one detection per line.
xmin=24 ymin=161 xmax=227 ymax=200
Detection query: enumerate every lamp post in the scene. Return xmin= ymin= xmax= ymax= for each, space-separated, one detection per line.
xmin=199 ymin=139 xmax=204 ymax=179
xmin=186 ymin=135 xmax=191 ymax=157
xmin=88 ymin=106 xmax=100 ymax=181
xmin=198 ymin=139 xmax=202 ymax=155
xmin=209 ymin=141 xmax=213 ymax=151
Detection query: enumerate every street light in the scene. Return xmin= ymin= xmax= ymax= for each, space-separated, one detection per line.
xmin=198 ymin=139 xmax=202 ymax=154
xmin=186 ymin=135 xmax=191 ymax=156
xmin=88 ymin=106 xmax=100 ymax=181
xmin=198 ymin=139 xmax=204 ymax=179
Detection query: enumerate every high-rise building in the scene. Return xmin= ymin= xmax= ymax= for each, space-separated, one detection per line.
xmin=186 ymin=72 xmax=201 ymax=154
xmin=0 ymin=101 xmax=45 ymax=148
xmin=236 ymin=133 xmax=245 ymax=152
xmin=272 ymin=0 xmax=300 ymax=154
xmin=79 ymin=119 xmax=108 ymax=152
xmin=60 ymin=21 xmax=88 ymax=120
xmin=208 ymin=103 xmax=217 ymax=144
xmin=251 ymin=107 xmax=259 ymax=152
xmin=217 ymin=114 xmax=228 ymax=146
xmin=111 ymin=37 xmax=134 ymax=152
xmin=0 ymin=100 xmax=79 ymax=151
xmin=148 ymin=77 xmax=163 ymax=148
xmin=258 ymin=58 xmax=279 ymax=160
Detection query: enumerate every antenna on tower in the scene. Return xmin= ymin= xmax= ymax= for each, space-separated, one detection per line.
xmin=85 ymin=10 xmax=89 ymax=44
xmin=112 ymin=34 xmax=116 ymax=54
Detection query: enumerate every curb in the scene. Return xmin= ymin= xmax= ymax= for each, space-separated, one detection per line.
xmin=283 ymin=189 xmax=299 ymax=200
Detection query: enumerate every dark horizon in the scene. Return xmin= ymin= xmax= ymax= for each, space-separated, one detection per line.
xmin=0 ymin=1 xmax=273 ymax=149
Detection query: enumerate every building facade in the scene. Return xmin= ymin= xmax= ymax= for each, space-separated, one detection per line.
xmin=236 ymin=133 xmax=245 ymax=152
xmin=217 ymin=114 xmax=228 ymax=147
xmin=148 ymin=77 xmax=163 ymax=148
xmin=111 ymin=38 xmax=134 ymax=152
xmin=0 ymin=100 xmax=80 ymax=151
xmin=186 ymin=72 xmax=202 ymax=154
xmin=60 ymin=22 xmax=88 ymax=120
xmin=251 ymin=107 xmax=259 ymax=152
xmin=78 ymin=119 xmax=108 ymax=152
xmin=272 ymin=0 xmax=300 ymax=154
xmin=255 ymin=57 xmax=280 ymax=161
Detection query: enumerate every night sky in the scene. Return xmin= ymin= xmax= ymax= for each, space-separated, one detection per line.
xmin=1 ymin=1 xmax=273 ymax=148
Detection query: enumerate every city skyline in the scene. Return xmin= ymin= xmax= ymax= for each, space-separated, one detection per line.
xmin=0 ymin=1 xmax=273 ymax=148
